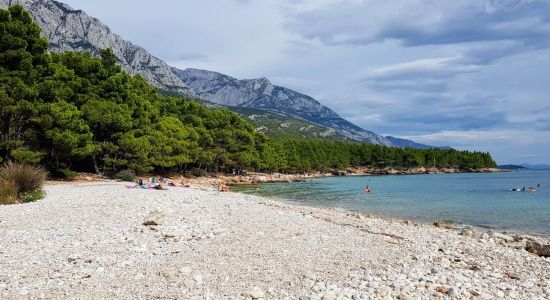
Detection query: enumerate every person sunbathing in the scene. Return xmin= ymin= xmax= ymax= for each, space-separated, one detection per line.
xmin=218 ymin=182 xmax=230 ymax=192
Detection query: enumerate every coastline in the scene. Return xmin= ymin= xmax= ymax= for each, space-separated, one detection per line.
xmin=199 ymin=167 xmax=501 ymax=187
xmin=1 ymin=182 xmax=548 ymax=299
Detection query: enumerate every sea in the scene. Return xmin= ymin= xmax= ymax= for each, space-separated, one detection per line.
xmin=234 ymin=170 xmax=550 ymax=237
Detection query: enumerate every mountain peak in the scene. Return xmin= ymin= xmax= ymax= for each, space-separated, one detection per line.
xmin=172 ymin=67 xmax=393 ymax=146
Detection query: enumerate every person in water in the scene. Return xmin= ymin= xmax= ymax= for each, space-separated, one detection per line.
xmin=364 ymin=185 xmax=371 ymax=193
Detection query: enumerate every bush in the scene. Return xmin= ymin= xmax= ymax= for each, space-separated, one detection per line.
xmin=116 ymin=169 xmax=136 ymax=182
xmin=0 ymin=180 xmax=18 ymax=205
xmin=20 ymin=189 xmax=46 ymax=203
xmin=0 ymin=161 xmax=47 ymax=194
xmin=58 ymin=169 xmax=78 ymax=179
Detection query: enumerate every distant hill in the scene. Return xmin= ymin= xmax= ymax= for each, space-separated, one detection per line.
xmin=520 ymin=164 xmax=550 ymax=170
xmin=498 ymin=165 xmax=528 ymax=170
xmin=230 ymin=107 xmax=349 ymax=141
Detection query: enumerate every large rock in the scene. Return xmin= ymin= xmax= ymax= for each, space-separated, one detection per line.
xmin=0 ymin=0 xmax=193 ymax=94
xmin=525 ymin=241 xmax=550 ymax=257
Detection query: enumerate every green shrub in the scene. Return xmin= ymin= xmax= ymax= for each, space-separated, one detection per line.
xmin=0 ymin=161 xmax=47 ymax=194
xmin=116 ymin=169 xmax=136 ymax=182
xmin=59 ymin=169 xmax=78 ymax=179
xmin=0 ymin=180 xmax=18 ymax=205
xmin=20 ymin=189 xmax=46 ymax=203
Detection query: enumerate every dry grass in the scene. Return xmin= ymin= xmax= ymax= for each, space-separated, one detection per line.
xmin=0 ymin=161 xmax=47 ymax=195
xmin=0 ymin=180 xmax=19 ymax=205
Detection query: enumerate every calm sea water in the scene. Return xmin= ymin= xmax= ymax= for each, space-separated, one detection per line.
xmin=234 ymin=170 xmax=550 ymax=237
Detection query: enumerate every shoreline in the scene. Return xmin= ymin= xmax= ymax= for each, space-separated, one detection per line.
xmin=232 ymin=185 xmax=550 ymax=241
xmin=199 ymin=166 xmax=502 ymax=186
xmin=1 ymin=182 xmax=548 ymax=298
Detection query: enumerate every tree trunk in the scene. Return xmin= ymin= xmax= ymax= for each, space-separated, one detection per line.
xmin=92 ymin=155 xmax=100 ymax=175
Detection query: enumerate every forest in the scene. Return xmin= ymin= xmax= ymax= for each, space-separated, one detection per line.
xmin=0 ymin=5 xmax=496 ymax=177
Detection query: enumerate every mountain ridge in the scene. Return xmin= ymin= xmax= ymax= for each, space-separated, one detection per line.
xmin=0 ymin=0 xmax=193 ymax=94
xmin=172 ymin=68 xmax=394 ymax=146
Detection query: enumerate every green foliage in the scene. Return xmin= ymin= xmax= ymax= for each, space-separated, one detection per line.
xmin=265 ymin=139 xmax=496 ymax=173
xmin=54 ymin=168 xmax=78 ymax=179
xmin=0 ymin=161 xmax=47 ymax=194
xmin=20 ymin=189 xmax=45 ymax=203
xmin=0 ymin=5 xmax=497 ymax=177
xmin=116 ymin=169 xmax=136 ymax=182
xmin=231 ymin=107 xmax=348 ymax=140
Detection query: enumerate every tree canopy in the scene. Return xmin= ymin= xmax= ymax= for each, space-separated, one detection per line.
xmin=0 ymin=5 xmax=496 ymax=175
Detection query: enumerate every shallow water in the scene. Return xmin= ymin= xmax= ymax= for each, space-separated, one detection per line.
xmin=234 ymin=170 xmax=550 ymax=237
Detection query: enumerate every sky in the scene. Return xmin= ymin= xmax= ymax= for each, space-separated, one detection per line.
xmin=61 ymin=0 xmax=550 ymax=164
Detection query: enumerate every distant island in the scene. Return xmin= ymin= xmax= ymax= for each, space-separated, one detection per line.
xmin=497 ymin=165 xmax=528 ymax=170
xmin=520 ymin=164 xmax=550 ymax=170
xmin=498 ymin=164 xmax=550 ymax=170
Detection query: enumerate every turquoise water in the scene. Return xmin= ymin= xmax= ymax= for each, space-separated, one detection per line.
xmin=234 ymin=170 xmax=550 ymax=237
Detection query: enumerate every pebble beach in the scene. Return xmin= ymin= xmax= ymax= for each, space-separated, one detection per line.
xmin=0 ymin=183 xmax=549 ymax=299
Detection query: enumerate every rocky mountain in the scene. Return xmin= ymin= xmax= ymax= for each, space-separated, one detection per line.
xmin=231 ymin=107 xmax=349 ymax=141
xmin=0 ymin=0 xmax=193 ymax=94
xmin=3 ymin=0 xmax=435 ymax=148
xmin=172 ymin=68 xmax=393 ymax=146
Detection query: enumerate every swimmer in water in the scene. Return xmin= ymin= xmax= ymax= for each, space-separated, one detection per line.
xmin=364 ymin=185 xmax=371 ymax=193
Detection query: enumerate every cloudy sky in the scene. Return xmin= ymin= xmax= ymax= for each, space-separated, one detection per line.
xmin=62 ymin=0 xmax=550 ymax=164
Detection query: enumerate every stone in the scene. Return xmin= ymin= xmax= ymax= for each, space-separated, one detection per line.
xmin=447 ymin=287 xmax=458 ymax=297
xmin=525 ymin=241 xmax=550 ymax=257
xmin=143 ymin=211 xmax=168 ymax=226
xmin=460 ymin=227 xmax=475 ymax=237
xmin=213 ymin=228 xmax=229 ymax=235
xmin=433 ymin=221 xmax=453 ymax=229
xmin=321 ymin=292 xmax=337 ymax=300
xmin=244 ymin=287 xmax=265 ymax=299
xmin=490 ymin=231 xmax=513 ymax=242
xmin=192 ymin=273 xmax=203 ymax=286
xmin=161 ymin=228 xmax=183 ymax=241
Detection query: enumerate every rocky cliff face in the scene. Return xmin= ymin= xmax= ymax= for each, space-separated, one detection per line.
xmin=173 ymin=68 xmax=393 ymax=145
xmin=0 ymin=0 xmax=192 ymax=94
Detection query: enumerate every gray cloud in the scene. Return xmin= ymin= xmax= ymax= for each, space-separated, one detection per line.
xmin=360 ymin=57 xmax=481 ymax=92
xmin=286 ymin=0 xmax=550 ymax=63
xmin=176 ymin=53 xmax=210 ymax=62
